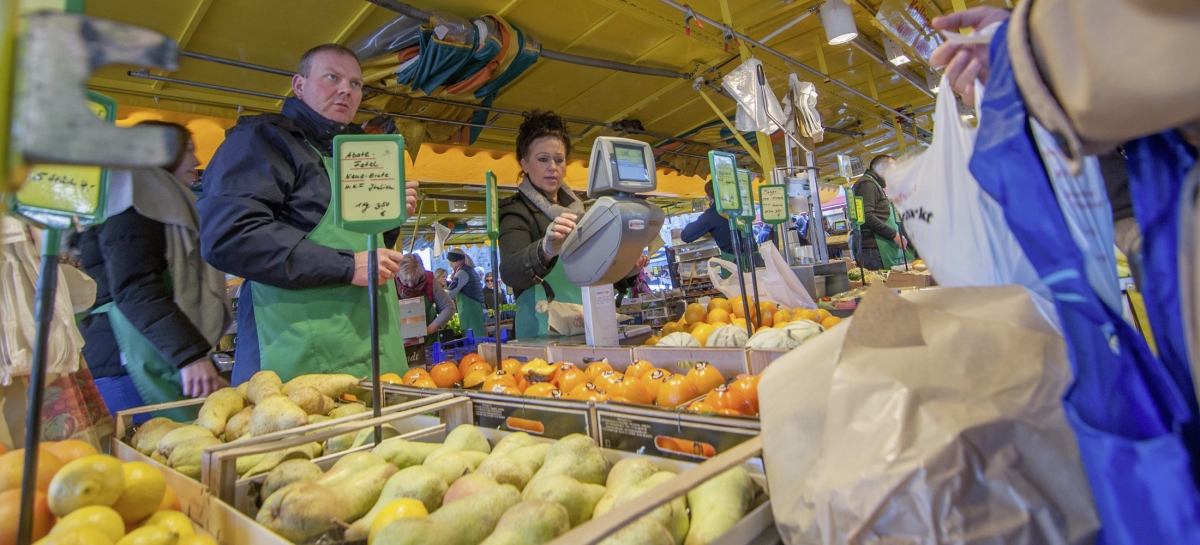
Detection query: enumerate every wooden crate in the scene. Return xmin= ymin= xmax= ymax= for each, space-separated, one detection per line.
xmin=595 ymin=403 xmax=759 ymax=462
xmin=633 ymin=347 xmax=751 ymax=380
xmin=748 ymin=349 xmax=789 ymax=374
xmin=479 ymin=342 xmax=549 ymax=366
xmin=466 ymin=390 xmax=595 ymax=441
xmin=547 ymin=345 xmax=634 ymax=368
xmin=112 ymin=398 xmax=211 ymax=524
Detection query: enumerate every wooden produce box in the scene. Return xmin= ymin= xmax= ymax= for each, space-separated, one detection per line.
xmin=377 ymin=381 xmax=462 ymax=407
xmin=466 ymin=390 xmax=595 ymax=441
xmin=547 ymin=345 xmax=634 ymax=368
xmin=112 ymin=398 xmax=211 ymax=524
xmin=633 ymin=346 xmax=751 ymax=380
xmin=479 ymin=342 xmax=549 ymax=366
xmin=748 ymin=349 xmax=789 ymax=375
xmin=595 ymin=403 xmax=759 ymax=462
xmin=884 ymin=271 xmax=933 ymax=289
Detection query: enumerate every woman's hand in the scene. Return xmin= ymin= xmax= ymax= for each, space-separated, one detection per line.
xmin=180 ymin=357 xmax=228 ymax=397
xmin=405 ymin=181 xmax=419 ymax=216
xmin=636 ymin=254 xmax=650 ymax=269
xmin=930 ymin=7 xmax=1011 ymax=106
xmin=541 ymin=213 xmax=578 ymax=258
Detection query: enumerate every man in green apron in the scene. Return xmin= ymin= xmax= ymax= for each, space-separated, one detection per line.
xmin=199 ymin=44 xmax=417 ymax=383
xmin=444 ymin=250 xmax=487 ymax=338
xmin=852 ymin=156 xmax=913 ymax=270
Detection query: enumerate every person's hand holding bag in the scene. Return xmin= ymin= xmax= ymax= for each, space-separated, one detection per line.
xmin=541 ymin=212 xmax=578 ymax=259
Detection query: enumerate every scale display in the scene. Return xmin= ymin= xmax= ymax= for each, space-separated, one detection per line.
xmin=331 ymin=134 xmax=407 ymax=234
xmin=707 ymin=151 xmax=740 ymax=216
xmin=613 ymin=144 xmax=650 ymax=184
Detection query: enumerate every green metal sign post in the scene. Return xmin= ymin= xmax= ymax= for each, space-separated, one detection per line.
xmin=485 ymin=169 xmax=503 ymax=362
xmin=737 ymin=169 xmax=761 ymax=317
xmin=331 ymin=133 xmax=407 ymax=443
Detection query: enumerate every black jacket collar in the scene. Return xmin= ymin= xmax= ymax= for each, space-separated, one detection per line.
xmin=282 ymin=97 xmax=348 ymax=154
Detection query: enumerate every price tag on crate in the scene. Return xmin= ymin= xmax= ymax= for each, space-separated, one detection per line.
xmin=331 ymin=134 xmax=407 ymax=234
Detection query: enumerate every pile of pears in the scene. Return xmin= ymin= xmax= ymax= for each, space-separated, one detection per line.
xmin=254 ymin=424 xmax=757 ymax=545
xmin=127 ymin=371 xmax=364 ymax=479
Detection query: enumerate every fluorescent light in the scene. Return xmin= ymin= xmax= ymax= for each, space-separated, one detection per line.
xmin=821 ymin=0 xmax=858 ymax=45
xmin=884 ymin=36 xmax=910 ymax=65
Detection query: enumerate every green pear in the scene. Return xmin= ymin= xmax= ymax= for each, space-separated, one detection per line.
xmin=130 ymin=418 xmax=182 ymax=455
xmin=223 ymin=406 xmax=254 ymax=442
xmin=155 ymin=425 xmax=214 ymax=459
xmin=307 ymin=414 xmax=331 ymax=425
xmin=258 ymin=462 xmax=397 ymax=542
xmin=598 ymin=517 xmax=675 ymax=545
xmin=286 ymin=386 xmax=335 ymax=415
xmin=281 ymin=373 xmax=361 ymax=398
xmin=261 ymin=459 xmax=324 ymax=503
xmin=168 ymin=435 xmax=223 ymax=479
xmin=479 ymin=500 xmax=570 ymax=545
xmin=327 ymin=402 xmax=369 ymax=419
xmin=249 ymin=395 xmax=309 ymax=436
xmin=242 ymin=443 xmax=321 ymax=478
xmin=529 ymin=433 xmax=609 ymax=487
xmin=344 ymin=465 xmax=448 ymax=541
xmin=475 ymin=443 xmax=550 ymax=491
xmin=426 ymin=424 xmax=491 ymax=462
xmin=488 ymin=432 xmax=539 ymax=458
xmin=246 ymin=370 xmax=283 ymax=404
xmin=521 ymin=474 xmax=606 ymax=528
xmin=426 ymin=450 xmax=489 ymax=485
xmin=350 ymin=425 xmax=401 ymax=449
xmin=684 ymin=467 xmax=753 ymax=545
xmin=613 ymin=472 xmax=688 ymax=545
xmin=444 ymin=473 xmax=500 ymax=504
xmin=372 ymin=439 xmax=441 ymax=469
xmin=374 ymin=484 xmax=522 ymax=545
xmin=194 ymin=387 xmax=245 ymax=437
xmin=236 ymin=381 xmax=249 ymax=398
xmin=594 ymin=457 xmax=659 ymax=516
xmin=315 ymin=452 xmax=388 ymax=486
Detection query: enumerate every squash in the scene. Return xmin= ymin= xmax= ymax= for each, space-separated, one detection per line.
xmin=706 ymin=325 xmax=749 ymax=348
xmin=657 ymin=332 xmax=701 ymax=347
xmin=780 ymin=320 xmax=824 ymax=344
xmin=747 ymin=320 xmax=826 ymax=350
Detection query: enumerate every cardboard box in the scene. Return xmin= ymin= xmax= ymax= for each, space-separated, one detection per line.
xmin=748 ymin=349 xmax=789 ymax=374
xmin=595 ymin=403 xmax=759 ymax=462
xmin=885 ymin=271 xmax=933 ymax=289
xmin=398 ymin=297 xmax=427 ymax=339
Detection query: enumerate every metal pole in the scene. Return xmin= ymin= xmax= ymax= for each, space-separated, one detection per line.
xmin=743 ymin=222 xmax=763 ymax=315
xmin=728 ymin=219 xmax=753 ymax=338
xmin=367 ymin=236 xmax=382 ymax=446
xmin=491 ymin=244 xmax=503 ymax=359
xmin=807 ymin=151 xmax=828 ymax=264
xmin=17 ymin=231 xmax=60 ymax=545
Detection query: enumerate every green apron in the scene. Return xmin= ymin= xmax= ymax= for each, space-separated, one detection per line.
xmin=421 ymin=294 xmax=438 ymax=347
xmin=866 ymin=178 xmax=915 ymax=269
xmin=455 ymin=292 xmax=487 ymax=338
xmin=515 ymin=261 xmax=581 ymax=339
xmin=93 ymin=302 xmax=198 ymax=422
xmin=250 ymin=153 xmax=408 ymax=382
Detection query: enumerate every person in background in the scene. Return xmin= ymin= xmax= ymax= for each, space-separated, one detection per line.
xmin=78 ymin=121 xmax=231 ymax=418
xmin=445 ymin=250 xmax=487 ymax=338
xmin=483 ymin=272 xmax=507 ymax=315
xmin=395 ymin=254 xmax=455 ymax=344
xmin=680 ymin=181 xmax=763 ymax=268
xmin=198 ymin=44 xmax=417 ymax=383
xmin=853 ymin=155 xmax=909 ymax=270
xmin=433 ymin=268 xmax=448 ymax=288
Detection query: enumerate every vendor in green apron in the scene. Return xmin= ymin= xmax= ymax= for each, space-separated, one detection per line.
xmin=852 ymin=155 xmax=914 ymax=270
xmin=395 ymin=254 xmax=457 ymax=346
xmin=198 ymin=44 xmax=417 ymax=384
xmin=78 ymin=121 xmax=231 ymax=421
xmin=444 ymin=250 xmax=488 ymax=338
xmin=498 ymin=110 xmax=647 ymax=339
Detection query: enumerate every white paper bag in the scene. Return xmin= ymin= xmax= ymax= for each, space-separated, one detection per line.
xmin=759 ymin=285 xmax=1096 ymax=544
xmin=706 ymin=242 xmax=816 ymax=310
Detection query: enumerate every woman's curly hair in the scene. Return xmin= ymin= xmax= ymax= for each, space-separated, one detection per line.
xmin=516 ymin=110 xmax=572 ymax=162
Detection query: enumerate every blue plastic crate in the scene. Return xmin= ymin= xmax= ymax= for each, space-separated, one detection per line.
xmin=431 ymin=328 xmax=509 ymax=363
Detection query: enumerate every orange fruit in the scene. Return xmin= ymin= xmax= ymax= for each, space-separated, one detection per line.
xmin=584 ymin=361 xmax=613 ymax=382
xmin=685 ymin=401 xmax=717 ymax=414
xmin=487 ymin=383 xmax=521 ymax=395
xmin=157 ymin=486 xmax=181 ymax=512
xmin=686 ymin=362 xmax=726 ymax=394
xmin=0 ymin=489 xmax=53 ymax=545
xmin=729 ymin=376 xmax=760 ymax=414
xmin=643 ymin=335 xmax=661 ymax=346
xmin=816 ymin=309 xmax=832 ymax=321
xmin=411 ymin=377 xmax=438 ymax=388
xmin=483 ymin=371 xmax=519 ymax=392
xmin=379 ymin=372 xmax=403 ymax=384
xmin=462 ymin=369 xmax=488 ymax=388
xmin=594 ymin=370 xmax=623 ymax=392
xmin=656 ymin=375 xmax=699 ymax=408
xmin=757 ymin=310 xmax=773 ymax=328
xmin=821 ymin=316 xmax=842 ymax=329
xmin=457 ymin=353 xmax=485 ymax=376
xmin=641 ymin=369 xmax=673 ymax=400
xmin=609 ymin=377 xmax=652 ymax=405
xmin=716 ymin=408 xmax=744 ymax=416
xmin=707 ymin=384 xmax=753 ymax=415
xmin=554 ymin=368 xmax=588 ymax=394
xmin=683 ymin=303 xmax=708 ymax=325
xmin=402 ymin=368 xmax=430 ymax=384
xmin=429 ymin=362 xmax=462 ymax=389
xmin=690 ymin=323 xmax=715 ymax=345
xmin=794 ymin=308 xmax=820 ymax=323
xmin=0 ymin=448 xmax=63 ymax=493
xmin=566 ymin=382 xmax=599 ymax=399
xmin=706 ymin=308 xmax=731 ymax=325
xmin=772 ymin=310 xmax=793 ymax=327
xmin=0 ymin=444 xmax=6 ymax=456
xmin=758 ymin=301 xmax=777 ymax=318
xmin=464 ymin=361 xmax=492 ymax=377
xmin=500 ymin=358 xmax=523 ymax=377
xmin=625 ymin=360 xmax=654 ymax=380
xmin=661 ymin=321 xmax=683 ymax=335
xmin=549 ymin=362 xmax=577 ymax=383
xmin=516 ymin=379 xmax=529 ymax=393
xmin=707 ymin=297 xmax=731 ymax=313
xmin=523 ymin=383 xmax=560 ymax=398
xmin=43 ymin=439 xmax=97 ymax=464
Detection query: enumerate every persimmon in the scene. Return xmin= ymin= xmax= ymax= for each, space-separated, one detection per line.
xmin=686 ymin=362 xmax=725 ymax=394
xmin=429 ymin=362 xmax=462 ymax=389
xmin=656 ymin=375 xmax=699 ymax=408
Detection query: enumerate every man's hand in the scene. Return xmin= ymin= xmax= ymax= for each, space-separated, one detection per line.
xmin=180 ymin=358 xmax=228 ymax=398
xmin=930 ymin=7 xmax=1011 ymax=106
xmin=894 ymin=233 xmax=909 ymax=250
xmin=426 ymin=323 xmax=439 ymax=335
xmin=353 ymin=248 xmax=404 ymax=286
xmin=405 ymin=181 xmax=419 ymax=216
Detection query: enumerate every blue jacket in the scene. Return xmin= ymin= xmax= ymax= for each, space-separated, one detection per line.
xmin=680 ymin=206 xmax=759 ymax=257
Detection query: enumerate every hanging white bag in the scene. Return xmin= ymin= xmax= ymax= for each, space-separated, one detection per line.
xmin=706 ymin=242 xmax=817 ymax=309
xmin=886 ymin=75 xmax=1049 ymax=300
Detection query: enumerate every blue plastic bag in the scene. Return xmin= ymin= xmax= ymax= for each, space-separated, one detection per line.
xmin=970 ymin=20 xmax=1200 ymax=544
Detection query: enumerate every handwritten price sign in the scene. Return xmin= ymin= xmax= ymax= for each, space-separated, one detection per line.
xmin=332 ymin=134 xmax=407 ymax=234
xmin=759 ymin=184 xmax=788 ymax=224
xmin=707 ymin=151 xmax=741 ymax=217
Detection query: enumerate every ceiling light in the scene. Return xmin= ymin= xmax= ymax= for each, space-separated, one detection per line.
xmin=883 ymin=36 xmax=910 ymax=65
xmin=820 ymin=0 xmax=858 ymax=45
xmin=926 ymin=71 xmax=940 ymax=94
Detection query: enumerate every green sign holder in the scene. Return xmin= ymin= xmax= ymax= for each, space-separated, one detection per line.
xmin=736 ymin=169 xmax=761 ymax=315
xmin=485 ymin=170 xmax=504 ymax=360
xmin=330 ymin=133 xmax=408 ymax=445
xmin=707 ymin=150 xmax=740 ymax=217
xmin=758 ymin=184 xmax=788 ymax=225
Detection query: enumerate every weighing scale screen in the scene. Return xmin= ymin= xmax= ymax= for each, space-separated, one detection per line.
xmin=613 ymin=143 xmax=651 ymax=185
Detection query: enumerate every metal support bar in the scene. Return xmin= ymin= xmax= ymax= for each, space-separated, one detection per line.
xmin=696 ymin=88 xmax=761 ymax=164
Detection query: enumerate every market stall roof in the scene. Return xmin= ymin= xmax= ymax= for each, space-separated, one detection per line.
xmin=85 ymin=0 xmax=1000 ymax=188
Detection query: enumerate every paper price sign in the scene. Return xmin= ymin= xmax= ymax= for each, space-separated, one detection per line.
xmin=485 ymin=170 xmax=499 ymax=240
xmin=11 ymin=91 xmax=114 ymax=229
xmin=759 ymin=184 xmax=788 ymax=224
xmin=737 ymin=169 xmax=754 ymax=219
xmin=707 ymin=151 xmax=740 ymax=217
xmin=332 ymin=134 xmax=407 ymax=234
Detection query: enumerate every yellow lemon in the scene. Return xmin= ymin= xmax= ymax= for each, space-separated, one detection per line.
xmin=141 ymin=510 xmax=195 ymax=537
xmin=369 ymin=498 xmax=428 ymax=544
xmin=690 ymin=323 xmax=716 ymax=346
xmin=47 ymin=454 xmax=125 ymax=516
xmin=35 ymin=526 xmax=115 ymax=545
xmin=51 ymin=505 xmax=125 ymax=541
xmin=110 ymin=462 xmax=166 ymax=524
xmin=114 ymin=525 xmax=176 ymax=545
xmin=643 ymin=335 xmax=661 ymax=346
